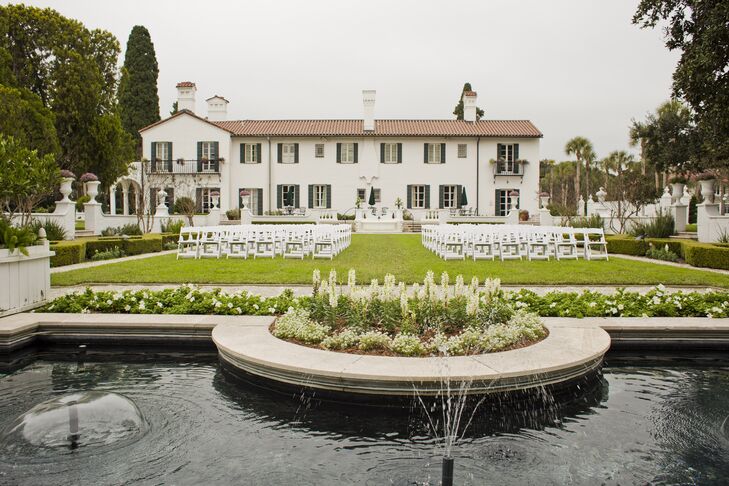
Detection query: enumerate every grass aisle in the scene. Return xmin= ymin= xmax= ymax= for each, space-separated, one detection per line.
xmin=51 ymin=234 xmax=729 ymax=287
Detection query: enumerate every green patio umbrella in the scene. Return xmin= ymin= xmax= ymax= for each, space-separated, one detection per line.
xmin=460 ymin=186 xmax=468 ymax=207
xmin=368 ymin=187 xmax=376 ymax=206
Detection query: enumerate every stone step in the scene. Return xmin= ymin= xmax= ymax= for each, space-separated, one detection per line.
xmin=671 ymin=232 xmax=698 ymax=241
xmin=75 ymin=230 xmax=94 ymax=238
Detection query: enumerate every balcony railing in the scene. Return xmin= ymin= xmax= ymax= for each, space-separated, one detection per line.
xmin=493 ymin=159 xmax=527 ymax=176
xmin=146 ymin=159 xmax=220 ymax=175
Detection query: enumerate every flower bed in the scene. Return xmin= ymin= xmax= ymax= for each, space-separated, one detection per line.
xmin=271 ymin=270 xmax=547 ymax=356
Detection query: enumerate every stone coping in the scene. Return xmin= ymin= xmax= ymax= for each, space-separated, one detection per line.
xmin=213 ymin=320 xmax=611 ymax=396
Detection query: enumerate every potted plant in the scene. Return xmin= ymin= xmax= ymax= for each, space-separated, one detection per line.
xmin=59 ymin=170 xmax=75 ymax=203
xmin=218 ymin=157 xmax=225 ymax=163
xmin=395 ymin=197 xmax=403 ymax=209
xmin=80 ymin=172 xmax=100 ymax=202
xmin=668 ymin=175 xmax=688 ymax=202
xmin=519 ymin=209 xmax=530 ymax=222
xmin=694 ymin=172 xmax=717 ymax=203
xmin=176 ymin=158 xmax=185 ymax=165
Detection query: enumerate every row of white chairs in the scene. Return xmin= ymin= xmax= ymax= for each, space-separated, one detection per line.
xmin=422 ymin=224 xmax=609 ymax=261
xmin=177 ymin=224 xmax=351 ymax=260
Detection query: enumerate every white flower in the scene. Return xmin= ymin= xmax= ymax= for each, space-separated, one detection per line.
xmin=236 ymin=307 xmax=242 ymax=314
xmin=347 ymin=269 xmax=356 ymax=289
xmin=124 ymin=304 xmax=131 ymax=312
xmin=157 ymin=302 xmax=163 ymax=308
xmin=589 ymin=302 xmax=596 ymax=307
xmin=215 ymin=301 xmax=222 ymax=308
xmin=618 ymin=304 xmax=624 ymax=310
xmin=138 ymin=301 xmax=146 ymax=310
xmin=227 ymin=302 xmax=233 ymax=309
xmin=106 ymin=299 xmax=113 ymax=305
xmin=268 ymin=307 xmax=276 ymax=313
xmin=549 ymin=302 xmax=557 ymax=308
xmin=253 ymin=304 xmax=259 ymax=310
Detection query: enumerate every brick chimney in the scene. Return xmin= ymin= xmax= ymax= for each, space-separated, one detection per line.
xmin=176 ymin=81 xmax=197 ymax=113
xmin=362 ymin=90 xmax=376 ymax=131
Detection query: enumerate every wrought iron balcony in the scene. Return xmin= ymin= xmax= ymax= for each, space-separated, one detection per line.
xmin=146 ymin=159 xmax=221 ymax=175
xmin=493 ymin=159 xmax=527 ymax=176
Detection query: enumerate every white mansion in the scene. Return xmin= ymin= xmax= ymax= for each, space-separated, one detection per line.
xmin=135 ymin=82 xmax=542 ymax=221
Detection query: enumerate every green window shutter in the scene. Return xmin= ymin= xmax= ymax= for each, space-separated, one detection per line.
xmin=336 ymin=143 xmax=341 ymax=163
xmin=150 ymin=142 xmax=157 ymax=171
xmin=240 ymin=143 xmax=245 ymax=163
xmin=294 ymin=143 xmax=299 ymax=163
xmin=424 ymin=143 xmax=428 ymax=163
xmin=277 ymin=185 xmax=283 ymax=209
xmin=197 ymin=142 xmax=202 ymax=172
xmin=256 ymin=188 xmax=263 ymax=215
xmin=294 ymin=185 xmax=300 ymax=208
xmin=308 ymin=185 xmax=314 ymax=208
xmin=397 ymin=143 xmax=402 ymax=163
xmin=326 ymin=184 xmax=332 ymax=209
xmin=380 ymin=143 xmax=385 ymax=163
xmin=166 ymin=142 xmax=173 ymax=172
xmin=256 ymin=143 xmax=262 ymax=163
xmin=212 ymin=141 xmax=219 ymax=159
xmin=496 ymin=143 xmax=504 ymax=159
xmin=514 ymin=143 xmax=519 ymax=160
xmin=456 ymin=184 xmax=462 ymax=207
xmin=238 ymin=188 xmax=244 ymax=208
xmin=425 ymin=185 xmax=431 ymax=209
xmin=353 ymin=143 xmax=358 ymax=163
xmin=406 ymin=185 xmax=412 ymax=209
xmin=440 ymin=143 xmax=446 ymax=164
xmin=439 ymin=185 xmax=444 ymax=209
xmin=277 ymin=143 xmax=282 ymax=163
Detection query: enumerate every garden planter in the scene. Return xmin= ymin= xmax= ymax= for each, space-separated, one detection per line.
xmin=0 ymin=243 xmax=53 ymax=317
xmin=539 ymin=195 xmax=550 ymax=209
xmin=671 ymin=182 xmax=685 ymax=203
xmin=699 ymin=179 xmax=716 ymax=204
xmin=85 ymin=180 xmax=101 ymax=202
xmin=59 ymin=177 xmax=74 ymax=203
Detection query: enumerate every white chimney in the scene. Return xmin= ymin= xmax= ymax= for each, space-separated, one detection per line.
xmin=176 ymin=81 xmax=197 ymax=113
xmin=463 ymin=90 xmax=477 ymax=122
xmin=362 ymin=90 xmax=376 ymax=131
xmin=206 ymin=95 xmax=229 ymax=121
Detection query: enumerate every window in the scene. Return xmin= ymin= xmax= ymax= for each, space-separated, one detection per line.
xmin=458 ymin=144 xmax=467 ymax=158
xmin=443 ymin=185 xmax=457 ymax=209
xmin=495 ymin=189 xmax=519 ymax=216
xmin=315 ymin=144 xmax=325 ymax=158
xmin=282 ymin=185 xmax=296 ymax=207
xmin=340 ymin=143 xmax=355 ymax=163
xmin=313 ymin=184 xmax=328 ymax=208
xmin=383 ymin=143 xmax=398 ymax=163
xmin=240 ymin=187 xmax=261 ymax=215
xmin=200 ymin=187 xmax=220 ymax=213
xmin=357 ymin=188 xmax=366 ymax=202
xmin=411 ymin=185 xmax=426 ymax=209
xmin=373 ymin=188 xmax=381 ymax=203
xmin=244 ymin=144 xmax=258 ymax=163
xmin=281 ymin=143 xmax=296 ymax=163
xmin=427 ymin=143 xmax=442 ymax=164
xmin=201 ymin=141 xmax=216 ymax=171
xmin=155 ymin=142 xmax=170 ymax=162
xmin=496 ymin=143 xmax=520 ymax=174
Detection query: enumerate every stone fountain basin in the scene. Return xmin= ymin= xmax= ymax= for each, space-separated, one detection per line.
xmin=212 ymin=320 xmax=611 ymax=396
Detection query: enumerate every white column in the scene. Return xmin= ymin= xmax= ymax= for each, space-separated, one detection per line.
xmin=697 ymin=202 xmax=720 ymax=243
xmin=109 ymin=184 xmax=117 ymax=215
xmin=122 ymin=181 xmax=130 ymax=216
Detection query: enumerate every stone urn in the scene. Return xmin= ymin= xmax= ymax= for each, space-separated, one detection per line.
xmin=539 ymin=193 xmax=550 ymax=209
xmin=85 ymin=180 xmax=100 ymax=203
xmin=509 ymin=191 xmax=519 ymax=212
xmin=595 ymin=187 xmax=607 ymax=204
xmin=699 ymin=178 xmax=716 ymax=204
xmin=671 ymin=182 xmax=685 ymax=203
xmin=59 ymin=177 xmax=74 ymax=203
xmin=156 ymin=189 xmax=167 ymax=208
xmin=211 ymin=192 xmax=220 ymax=209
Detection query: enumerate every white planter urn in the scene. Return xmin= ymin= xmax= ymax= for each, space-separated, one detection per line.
xmin=671 ymin=182 xmax=685 ymax=203
xmin=211 ymin=194 xmax=220 ymax=209
xmin=595 ymin=187 xmax=607 ymax=204
xmin=85 ymin=180 xmax=100 ymax=203
xmin=699 ymin=179 xmax=716 ymax=204
xmin=157 ymin=189 xmax=167 ymax=208
xmin=539 ymin=195 xmax=550 ymax=209
xmin=59 ymin=177 xmax=74 ymax=202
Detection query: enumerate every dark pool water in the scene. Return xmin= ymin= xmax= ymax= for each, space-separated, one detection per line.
xmin=1 ymin=352 xmax=728 ymax=485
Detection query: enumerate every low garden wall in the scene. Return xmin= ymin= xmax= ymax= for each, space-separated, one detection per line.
xmin=0 ymin=242 xmax=53 ymax=316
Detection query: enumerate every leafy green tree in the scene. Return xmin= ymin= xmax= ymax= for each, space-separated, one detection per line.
xmin=633 ymin=0 xmax=729 ymax=166
xmin=118 ymin=25 xmax=160 ymax=156
xmin=0 ymin=85 xmax=59 ymax=156
xmin=170 ymin=101 xmax=178 ymax=115
xmin=564 ymin=136 xmax=594 ymax=208
xmin=636 ymin=100 xmax=696 ymax=175
xmin=0 ymin=134 xmax=59 ymax=225
xmin=453 ymin=82 xmax=484 ymax=120
xmin=0 ymin=4 xmax=134 ymax=185
xmin=603 ymin=150 xmax=658 ymax=233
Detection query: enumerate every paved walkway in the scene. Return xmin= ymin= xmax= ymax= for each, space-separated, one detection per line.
xmin=611 ymin=254 xmax=729 ymax=275
xmin=50 ymin=250 xmax=177 ymax=274
xmin=48 ymin=282 xmax=723 ymax=301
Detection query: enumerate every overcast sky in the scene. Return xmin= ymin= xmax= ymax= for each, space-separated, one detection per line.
xmin=13 ymin=0 xmax=679 ymax=161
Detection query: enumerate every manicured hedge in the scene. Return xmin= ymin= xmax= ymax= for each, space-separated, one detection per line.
xmin=50 ymin=241 xmax=86 ymax=267
xmin=85 ymin=238 xmax=127 ymax=259
xmin=607 ymin=235 xmax=729 ymax=270
xmin=123 ymin=236 xmax=162 ymax=255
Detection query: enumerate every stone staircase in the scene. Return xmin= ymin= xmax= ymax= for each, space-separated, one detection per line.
xmin=402 ymin=221 xmax=422 ymax=233
xmin=671 ymin=231 xmax=698 ymax=241
xmin=75 ymin=230 xmax=94 ymax=238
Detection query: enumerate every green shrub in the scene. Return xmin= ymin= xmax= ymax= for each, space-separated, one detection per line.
xmin=645 ymin=243 xmax=679 ymax=262
xmin=337 ymin=213 xmax=355 ymax=221
xmin=161 ymin=233 xmax=178 ymax=245
xmin=122 ymin=236 xmax=162 ymax=255
xmin=90 ymin=246 xmax=124 ymax=261
xmin=0 ymin=219 xmax=37 ymax=255
xmin=161 ymin=219 xmax=184 ymax=235
xmin=606 ymin=236 xmax=648 ymax=256
xmin=225 ymin=208 xmax=240 ymax=221
xmin=684 ymin=243 xmax=729 ymax=270
xmin=685 ymin=223 xmax=697 ymax=232
xmin=29 ymin=219 xmax=67 ymax=241
xmin=85 ymin=238 xmax=125 ymax=259
xmin=119 ymin=223 xmax=142 ymax=236
xmin=75 ymin=195 xmax=90 ymax=212
xmin=570 ymin=214 xmax=604 ymax=229
xmin=50 ymin=241 xmax=85 ymax=267
xmin=629 ymin=210 xmax=675 ymax=238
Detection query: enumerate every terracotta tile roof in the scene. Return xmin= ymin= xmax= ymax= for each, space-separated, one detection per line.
xmin=206 ymin=95 xmax=229 ymax=102
xmin=139 ymin=109 xmax=236 ymax=134
xmin=213 ymin=119 xmax=542 ymax=138
xmin=176 ymin=81 xmax=196 ymax=88
xmin=463 ymin=91 xmax=477 ymax=97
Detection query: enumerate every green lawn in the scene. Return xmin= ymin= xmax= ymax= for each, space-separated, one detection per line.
xmin=50 ymin=234 xmax=729 ymax=287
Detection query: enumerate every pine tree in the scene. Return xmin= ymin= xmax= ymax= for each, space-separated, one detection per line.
xmin=453 ymin=82 xmax=484 ymax=120
xmin=119 ymin=25 xmax=160 ymax=157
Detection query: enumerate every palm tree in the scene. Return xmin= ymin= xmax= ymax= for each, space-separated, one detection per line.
xmin=565 ymin=136 xmax=594 ymax=211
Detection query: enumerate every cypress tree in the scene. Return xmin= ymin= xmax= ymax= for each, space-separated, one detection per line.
xmin=119 ymin=25 xmax=160 ymax=157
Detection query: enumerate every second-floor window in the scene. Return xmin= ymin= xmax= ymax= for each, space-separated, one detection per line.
xmin=458 ymin=144 xmax=467 ymax=158
xmin=496 ymin=143 xmax=520 ymax=174
xmin=281 ymin=143 xmax=296 ymax=163
xmin=244 ymin=144 xmax=258 ymax=163
xmin=201 ymin=141 xmax=216 ymax=172
xmin=340 ymin=143 xmax=355 ymax=163
xmin=383 ymin=143 xmax=399 ymax=164
xmin=426 ymin=143 xmax=443 ymax=164
xmin=315 ymin=144 xmax=325 ymax=158
xmin=155 ymin=142 xmax=170 ymax=162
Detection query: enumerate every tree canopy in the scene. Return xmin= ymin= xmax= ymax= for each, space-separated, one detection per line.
xmin=453 ymin=83 xmax=484 ymax=120
xmin=634 ymin=0 xmax=729 ymax=167
xmin=119 ymin=25 xmax=160 ymax=156
xmin=0 ymin=4 xmax=134 ymax=186
xmin=633 ymin=99 xmax=696 ymax=174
